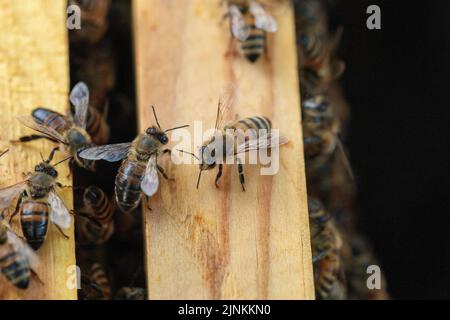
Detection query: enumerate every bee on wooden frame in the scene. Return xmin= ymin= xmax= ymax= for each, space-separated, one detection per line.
xmin=0 ymin=218 xmax=39 ymax=289
xmin=179 ymin=85 xmax=288 ymax=191
xmin=302 ymin=94 xmax=353 ymax=180
xmin=75 ymin=186 xmax=115 ymax=246
xmin=68 ymin=0 xmax=111 ymax=45
xmin=308 ymin=197 xmax=347 ymax=300
xmin=15 ymin=82 xmax=109 ymax=171
xmin=0 ymin=148 xmax=72 ymax=250
xmin=79 ymin=107 xmax=189 ymax=213
xmin=223 ymin=0 xmax=278 ymax=62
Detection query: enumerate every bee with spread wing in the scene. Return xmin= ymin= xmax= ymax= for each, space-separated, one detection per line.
xmin=225 ymin=0 xmax=277 ymax=62
xmin=0 ymin=147 xmax=72 ymax=250
xmin=179 ymin=85 xmax=288 ymax=191
xmin=15 ymin=82 xmax=107 ymax=171
xmin=0 ymin=218 xmax=40 ymax=289
xmin=79 ymin=107 xmax=189 ymax=213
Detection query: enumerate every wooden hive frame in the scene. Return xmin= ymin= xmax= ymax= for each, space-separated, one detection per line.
xmin=0 ymin=0 xmax=313 ymax=300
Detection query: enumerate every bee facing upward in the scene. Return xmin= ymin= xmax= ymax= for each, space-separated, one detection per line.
xmin=0 ymin=219 xmax=39 ymax=289
xmin=75 ymin=186 xmax=114 ymax=245
xmin=224 ymin=0 xmax=277 ymax=62
xmin=80 ymin=107 xmax=189 ymax=213
xmin=308 ymin=197 xmax=347 ymax=300
xmin=16 ymin=82 xmax=104 ymax=171
xmin=0 ymin=148 xmax=72 ymax=250
xmin=179 ymin=85 xmax=288 ymax=191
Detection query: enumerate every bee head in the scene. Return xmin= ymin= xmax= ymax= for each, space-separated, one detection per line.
xmin=199 ymin=145 xmax=216 ymax=171
xmin=146 ymin=126 xmax=169 ymax=145
xmin=35 ymin=162 xmax=58 ymax=178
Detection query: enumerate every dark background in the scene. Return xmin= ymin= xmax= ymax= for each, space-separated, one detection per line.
xmin=329 ymin=1 xmax=449 ymax=299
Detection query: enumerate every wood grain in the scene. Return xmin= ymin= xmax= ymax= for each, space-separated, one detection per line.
xmin=0 ymin=0 xmax=76 ymax=300
xmin=134 ymin=0 xmax=314 ymax=299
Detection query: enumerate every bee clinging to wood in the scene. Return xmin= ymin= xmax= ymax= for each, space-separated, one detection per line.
xmin=308 ymin=197 xmax=347 ymax=300
xmin=0 ymin=219 xmax=39 ymax=289
xmin=302 ymin=95 xmax=353 ymax=180
xmin=75 ymin=186 xmax=114 ymax=245
xmin=223 ymin=0 xmax=277 ymax=62
xmin=14 ymin=82 xmax=107 ymax=171
xmin=0 ymin=147 xmax=72 ymax=250
xmin=178 ymin=85 xmax=288 ymax=191
xmin=79 ymin=107 xmax=189 ymax=213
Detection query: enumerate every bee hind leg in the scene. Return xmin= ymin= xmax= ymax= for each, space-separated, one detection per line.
xmin=11 ymin=135 xmax=58 ymax=144
xmin=237 ymin=159 xmax=246 ymax=191
xmin=8 ymin=193 xmax=23 ymax=224
xmin=157 ymin=165 xmax=174 ymax=181
xmin=54 ymin=224 xmax=70 ymax=239
xmin=215 ymin=164 xmax=223 ymax=189
xmin=31 ymin=269 xmax=45 ymax=285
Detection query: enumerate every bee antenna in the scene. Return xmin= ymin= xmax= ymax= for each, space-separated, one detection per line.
xmin=54 ymin=156 xmax=73 ymax=167
xmin=165 ymin=125 xmax=190 ymax=133
xmin=46 ymin=147 xmax=59 ymax=163
xmin=151 ymin=105 xmax=161 ymax=129
xmin=196 ymin=171 xmax=202 ymax=190
xmin=39 ymin=152 xmax=44 ymax=162
xmin=176 ymin=149 xmax=199 ymax=161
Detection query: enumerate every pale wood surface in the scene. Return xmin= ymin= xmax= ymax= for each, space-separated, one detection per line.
xmin=0 ymin=0 xmax=76 ymax=300
xmin=134 ymin=0 xmax=314 ymax=299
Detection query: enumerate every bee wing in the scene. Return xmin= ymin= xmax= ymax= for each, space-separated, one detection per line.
xmin=6 ymin=229 xmax=39 ymax=270
xmin=70 ymin=82 xmax=90 ymax=129
xmin=249 ymin=1 xmax=277 ymax=32
xmin=49 ymin=192 xmax=71 ymax=230
xmin=215 ymin=84 xmax=237 ymax=131
xmin=336 ymin=137 xmax=354 ymax=180
xmin=229 ymin=5 xmax=250 ymax=41
xmin=79 ymin=143 xmax=131 ymax=162
xmin=140 ymin=154 xmax=159 ymax=197
xmin=235 ymin=132 xmax=289 ymax=155
xmin=17 ymin=116 xmax=67 ymax=145
xmin=0 ymin=181 xmax=27 ymax=210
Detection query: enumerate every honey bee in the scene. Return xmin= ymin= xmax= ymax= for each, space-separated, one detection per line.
xmin=79 ymin=107 xmax=189 ymax=213
xmin=302 ymin=95 xmax=353 ymax=180
xmin=308 ymin=197 xmax=347 ymax=300
xmin=179 ymin=86 xmax=288 ymax=191
xmin=14 ymin=82 xmax=102 ymax=171
xmin=0 ymin=148 xmax=72 ymax=250
xmin=115 ymin=287 xmax=146 ymax=300
xmin=87 ymin=263 xmax=111 ymax=300
xmin=69 ymin=0 xmax=111 ymax=45
xmin=298 ymin=29 xmax=346 ymax=96
xmin=0 ymin=219 xmax=39 ymax=289
xmin=75 ymin=186 xmax=114 ymax=245
xmin=224 ymin=0 xmax=277 ymax=62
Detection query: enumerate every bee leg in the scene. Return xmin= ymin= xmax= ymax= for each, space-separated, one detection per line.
xmin=145 ymin=196 xmax=152 ymax=211
xmin=54 ymin=224 xmax=70 ymax=239
xmin=215 ymin=164 xmax=223 ymax=188
xmin=264 ymin=34 xmax=271 ymax=62
xmin=11 ymin=135 xmax=58 ymax=144
xmin=8 ymin=193 xmax=23 ymax=224
xmin=56 ymin=182 xmax=71 ymax=189
xmin=225 ymin=36 xmax=239 ymax=58
xmin=162 ymin=149 xmax=172 ymax=157
xmin=31 ymin=269 xmax=45 ymax=285
xmin=237 ymin=159 xmax=246 ymax=191
xmin=157 ymin=165 xmax=174 ymax=181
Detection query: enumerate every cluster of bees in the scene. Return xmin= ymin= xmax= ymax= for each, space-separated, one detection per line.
xmin=295 ymin=0 xmax=389 ymax=299
xmin=0 ymin=0 xmax=291 ymax=299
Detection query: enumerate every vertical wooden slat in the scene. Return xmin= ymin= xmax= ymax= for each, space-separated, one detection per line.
xmin=0 ymin=0 xmax=76 ymax=300
xmin=134 ymin=0 xmax=313 ymax=299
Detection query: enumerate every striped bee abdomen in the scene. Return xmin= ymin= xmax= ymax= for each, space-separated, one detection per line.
xmin=226 ymin=116 xmax=272 ymax=135
xmin=32 ymin=107 xmax=70 ymax=134
xmin=115 ymin=159 xmax=147 ymax=213
xmin=20 ymin=200 xmax=49 ymax=250
xmin=89 ymin=263 xmax=111 ymax=299
xmin=86 ymin=107 xmax=110 ymax=145
xmin=240 ymin=25 xmax=265 ymax=62
xmin=0 ymin=244 xmax=31 ymax=289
